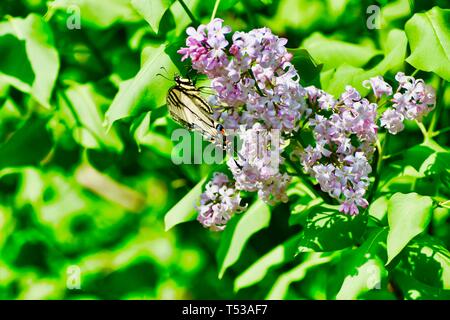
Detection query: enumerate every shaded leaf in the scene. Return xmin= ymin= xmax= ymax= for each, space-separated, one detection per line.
xmin=398 ymin=235 xmax=450 ymax=289
xmin=234 ymin=235 xmax=300 ymax=292
xmin=217 ymin=200 xmax=271 ymax=279
xmin=393 ymin=270 xmax=450 ymax=300
xmin=266 ymin=252 xmax=336 ymax=299
xmin=0 ymin=117 xmax=52 ymax=169
xmin=288 ymin=48 xmax=323 ymax=85
xmin=298 ymin=204 xmax=367 ymax=252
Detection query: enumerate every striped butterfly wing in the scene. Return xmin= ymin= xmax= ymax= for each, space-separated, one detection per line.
xmin=167 ymin=85 xmax=218 ymax=139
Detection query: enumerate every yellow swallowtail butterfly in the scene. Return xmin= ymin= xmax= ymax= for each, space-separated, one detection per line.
xmin=166 ymin=75 xmax=225 ymax=144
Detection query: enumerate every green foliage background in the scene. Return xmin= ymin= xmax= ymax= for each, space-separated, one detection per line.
xmin=0 ymin=0 xmax=449 ymax=299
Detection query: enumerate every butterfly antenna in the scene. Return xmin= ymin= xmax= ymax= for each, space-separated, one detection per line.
xmin=156 ymin=72 xmax=172 ymax=81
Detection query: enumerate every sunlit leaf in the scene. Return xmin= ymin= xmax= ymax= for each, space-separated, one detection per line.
xmin=405 ymin=7 xmax=450 ymax=81
xmin=49 ymin=0 xmax=141 ymax=29
xmin=0 ymin=14 xmax=59 ymax=108
xmin=386 ymin=193 xmax=433 ymax=265
xmin=164 ymin=177 xmax=206 ymax=231
xmin=105 ymin=44 xmax=177 ymax=129
xmin=131 ymin=0 xmax=174 ymax=33
xmin=302 ymin=33 xmax=380 ymax=71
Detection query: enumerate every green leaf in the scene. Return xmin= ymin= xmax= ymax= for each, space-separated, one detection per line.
xmin=131 ymin=111 xmax=151 ymax=149
xmin=164 ymin=177 xmax=206 ymax=231
xmin=398 ymin=235 xmax=450 ymax=289
xmin=336 ymin=257 xmax=386 ymax=300
xmin=323 ymin=29 xmax=407 ymax=97
xmin=381 ymin=0 xmax=412 ymax=27
xmin=49 ymin=0 xmax=140 ymax=29
xmin=234 ymin=235 xmax=300 ymax=292
xmin=217 ymin=200 xmax=271 ymax=279
xmin=200 ymin=0 xmax=240 ymax=14
xmin=405 ymin=7 xmax=450 ymax=81
xmin=369 ymin=196 xmax=388 ymax=223
xmin=393 ymin=270 xmax=450 ymax=300
xmin=266 ymin=252 xmax=335 ymax=299
xmin=0 ymin=35 xmax=35 ymax=87
xmin=386 ymin=192 xmax=433 ymax=265
xmin=323 ymin=65 xmax=365 ymax=98
xmin=302 ymin=33 xmax=380 ymax=71
xmin=131 ymin=0 xmax=174 ymax=33
xmin=0 ymin=117 xmax=52 ymax=169
xmin=288 ymin=48 xmax=323 ymax=85
xmin=105 ymin=44 xmax=177 ymax=129
xmin=0 ymin=14 xmax=59 ymax=108
xmin=138 ymin=132 xmax=173 ymax=158
xmin=335 ymin=228 xmax=388 ymax=299
xmin=61 ymin=84 xmax=124 ymax=152
xmin=297 ymin=204 xmax=367 ymax=252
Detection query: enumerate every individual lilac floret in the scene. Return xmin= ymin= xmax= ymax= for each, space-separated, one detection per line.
xmin=196 ymin=172 xmax=246 ymax=231
xmin=380 ymin=109 xmax=404 ymax=134
xmin=227 ymin=123 xmax=290 ymax=205
xmin=363 ymin=76 xmax=393 ymax=98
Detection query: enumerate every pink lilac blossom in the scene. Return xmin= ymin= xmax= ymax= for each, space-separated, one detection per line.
xmin=196 ymin=172 xmax=246 ymax=231
xmin=376 ymin=73 xmax=435 ymax=134
xmin=227 ymin=123 xmax=290 ymax=205
xmin=363 ymin=76 xmax=393 ymax=99
xmin=180 ymin=19 xmax=437 ymax=226
xmin=178 ymin=19 xmax=308 ymax=133
xmin=302 ymin=86 xmax=376 ymax=215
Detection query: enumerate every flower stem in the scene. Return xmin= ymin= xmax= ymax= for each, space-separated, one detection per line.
xmin=432 ymin=126 xmax=450 ymax=138
xmin=369 ymin=134 xmax=389 ymax=202
xmin=248 ymin=69 xmax=265 ymax=96
xmin=178 ymin=0 xmax=198 ymax=26
xmin=416 ymin=120 xmax=428 ymax=140
xmin=211 ymin=0 xmax=221 ymax=21
xmin=427 ymin=78 xmax=445 ymax=137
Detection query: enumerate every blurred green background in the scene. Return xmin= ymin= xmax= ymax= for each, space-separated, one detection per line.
xmin=0 ymin=0 xmax=449 ymax=299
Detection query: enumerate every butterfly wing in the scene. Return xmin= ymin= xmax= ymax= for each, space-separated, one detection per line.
xmin=167 ymin=86 xmax=218 ymax=139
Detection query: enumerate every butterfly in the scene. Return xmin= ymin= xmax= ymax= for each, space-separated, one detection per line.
xmin=166 ymin=75 xmax=226 ymax=145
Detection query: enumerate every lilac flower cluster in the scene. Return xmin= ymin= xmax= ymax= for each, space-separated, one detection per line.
xmin=180 ymin=19 xmax=300 ymax=229
xmin=227 ymin=123 xmax=290 ymax=205
xmin=196 ymin=173 xmax=246 ymax=231
xmin=179 ymin=19 xmax=437 ymax=229
xmin=377 ymin=73 xmax=436 ymax=134
xmin=301 ymin=86 xmax=377 ymax=215
xmin=178 ymin=19 xmax=307 ymax=133
xmin=301 ymin=74 xmax=435 ymax=214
